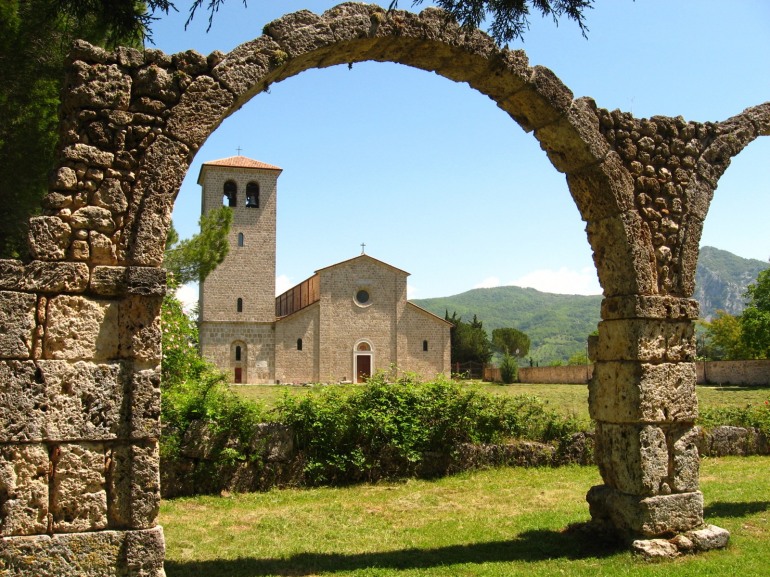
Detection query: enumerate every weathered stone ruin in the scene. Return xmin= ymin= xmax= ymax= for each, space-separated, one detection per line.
xmin=1 ymin=3 xmax=768 ymax=574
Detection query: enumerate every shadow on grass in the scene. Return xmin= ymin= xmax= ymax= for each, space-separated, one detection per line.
xmin=705 ymin=501 xmax=770 ymax=519
xmin=697 ymin=383 xmax=770 ymax=392
xmin=164 ymin=526 xmax=623 ymax=577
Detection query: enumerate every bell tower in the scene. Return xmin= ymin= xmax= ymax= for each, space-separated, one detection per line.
xmin=197 ymin=155 xmax=282 ymax=383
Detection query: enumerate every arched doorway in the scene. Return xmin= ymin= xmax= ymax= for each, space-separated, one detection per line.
xmin=354 ymin=340 xmax=374 ymax=383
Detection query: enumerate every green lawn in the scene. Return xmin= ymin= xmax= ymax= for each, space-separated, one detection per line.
xmin=161 ymin=456 xmax=770 ymax=577
xmin=232 ymin=381 xmax=770 ymax=423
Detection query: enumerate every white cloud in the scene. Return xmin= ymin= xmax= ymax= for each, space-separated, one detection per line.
xmin=275 ymin=274 xmax=294 ymax=295
xmin=175 ymin=283 xmax=199 ymax=312
xmin=510 ymin=267 xmax=602 ymax=295
xmin=474 ymin=276 xmax=501 ymax=289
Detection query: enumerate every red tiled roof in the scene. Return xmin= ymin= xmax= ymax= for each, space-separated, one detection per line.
xmin=201 ymin=156 xmax=282 ymax=171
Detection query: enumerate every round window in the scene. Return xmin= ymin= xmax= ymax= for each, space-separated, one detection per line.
xmin=356 ymin=289 xmax=370 ymax=304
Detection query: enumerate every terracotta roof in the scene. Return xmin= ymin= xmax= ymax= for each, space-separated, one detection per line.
xmin=200 ymin=156 xmax=282 ymax=171
xmin=315 ymin=254 xmax=410 ymax=276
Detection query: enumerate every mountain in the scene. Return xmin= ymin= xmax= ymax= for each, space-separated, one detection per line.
xmin=413 ymin=247 xmax=769 ymax=363
xmin=694 ymin=246 xmax=769 ymax=320
xmin=413 ymin=287 xmax=602 ymax=365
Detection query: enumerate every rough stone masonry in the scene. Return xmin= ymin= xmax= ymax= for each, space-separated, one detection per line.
xmin=0 ymin=2 xmax=768 ymax=574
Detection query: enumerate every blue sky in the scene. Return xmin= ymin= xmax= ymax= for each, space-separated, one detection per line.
xmin=151 ymin=0 xmax=770 ymax=304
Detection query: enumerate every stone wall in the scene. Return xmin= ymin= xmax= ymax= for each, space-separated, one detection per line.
xmin=318 ymin=257 xmax=407 ymax=381
xmin=199 ymin=321 xmax=275 ymax=383
xmin=199 ymin=165 xmax=279 ymax=324
xmin=697 ymin=359 xmax=770 ymax=386
xmin=403 ymin=304 xmax=452 ymax=380
xmin=488 ymin=361 xmax=770 ymax=386
xmin=0 ymin=263 xmax=165 ymax=575
xmin=517 ymin=365 xmax=594 ymax=384
xmin=275 ymin=303 xmax=321 ymax=384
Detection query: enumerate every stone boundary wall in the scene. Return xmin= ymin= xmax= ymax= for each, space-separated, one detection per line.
xmin=517 ymin=365 xmax=594 ymax=384
xmin=161 ymin=421 xmax=768 ymax=498
xmin=485 ymin=361 xmax=770 ymax=385
xmin=696 ymin=360 xmax=770 ymax=386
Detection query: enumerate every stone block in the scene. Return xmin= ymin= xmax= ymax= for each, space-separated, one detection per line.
xmin=631 ymin=538 xmax=680 ymax=558
xmin=0 ymin=527 xmax=165 ymax=576
xmin=51 ymin=443 xmax=108 ymax=533
xmin=0 ymin=260 xmax=23 ymax=290
xmin=130 ymin=368 xmax=161 ymax=438
xmin=596 ymin=319 xmax=695 ymax=363
xmin=0 ymin=360 xmax=128 ymax=443
xmin=586 ymin=212 xmax=657 ymax=297
xmin=0 ymin=444 xmax=49 ymax=536
xmin=0 ymin=361 xmax=45 ymax=442
xmin=44 ymin=295 xmax=119 ymax=361
xmin=670 ymin=425 xmax=700 ymax=492
xmin=685 ymin=524 xmax=730 ymax=551
xmin=70 ymin=206 xmax=116 ymax=234
xmin=536 ymin=97 xmax=611 ymax=174
xmin=18 ymin=261 xmax=89 ymax=294
xmin=90 ymin=266 xmax=166 ymax=297
xmin=27 ymin=216 xmax=71 ymax=261
xmin=108 ymin=441 xmax=160 ymax=529
xmin=64 ymin=61 xmax=131 ymax=111
xmin=119 ymin=295 xmax=162 ymax=364
xmin=0 ymin=292 xmax=36 ymax=359
xmin=38 ymin=360 xmax=126 ymax=441
xmin=587 ymin=485 xmax=703 ymax=537
xmin=166 ymin=75 xmax=234 ymax=149
xmin=124 ymin=525 xmax=167 ymax=576
xmin=566 ymin=152 xmax=635 ymax=222
xmin=601 ymin=294 xmax=700 ymax=321
xmin=213 ymin=35 xmax=279 ymax=99
xmin=589 ymin=361 xmax=697 ymax=423
xmin=595 ymin=422 xmax=668 ymax=496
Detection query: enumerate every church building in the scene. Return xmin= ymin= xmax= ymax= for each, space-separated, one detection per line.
xmin=197 ymin=156 xmax=451 ymax=384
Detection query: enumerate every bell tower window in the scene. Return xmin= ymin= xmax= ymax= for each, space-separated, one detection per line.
xmin=246 ymin=182 xmax=259 ymax=208
xmin=223 ymin=181 xmax=237 ymax=207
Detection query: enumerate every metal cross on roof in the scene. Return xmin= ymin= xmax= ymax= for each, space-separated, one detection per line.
xmin=360 ymin=242 xmax=366 ymax=255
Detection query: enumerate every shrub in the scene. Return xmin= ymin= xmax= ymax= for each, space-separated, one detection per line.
xmin=276 ymin=373 xmax=586 ymax=485
xmin=698 ymin=400 xmax=770 ymax=437
xmin=499 ymin=353 xmax=518 ymax=384
xmin=160 ymin=370 xmax=267 ymax=462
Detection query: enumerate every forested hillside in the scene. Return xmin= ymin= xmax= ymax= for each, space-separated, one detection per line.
xmin=414 ymin=247 xmax=769 ymax=364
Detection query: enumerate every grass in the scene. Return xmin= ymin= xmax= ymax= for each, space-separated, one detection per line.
xmin=161 ymin=456 xmax=770 ymax=576
xmin=231 ymin=382 xmax=770 ymax=423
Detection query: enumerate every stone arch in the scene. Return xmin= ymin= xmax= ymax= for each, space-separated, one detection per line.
xmin=3 ymin=2 xmax=768 ymax=573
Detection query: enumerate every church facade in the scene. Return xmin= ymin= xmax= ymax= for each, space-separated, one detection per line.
xmin=197 ymin=156 xmax=451 ymax=384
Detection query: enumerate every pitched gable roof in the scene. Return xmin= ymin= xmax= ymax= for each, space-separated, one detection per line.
xmin=315 ymin=254 xmax=409 ymax=277
xmin=197 ymin=155 xmax=282 ymax=183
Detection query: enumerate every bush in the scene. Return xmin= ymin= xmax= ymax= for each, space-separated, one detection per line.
xmin=160 ymin=370 xmax=268 ymax=462
xmin=499 ymin=353 xmax=518 ymax=384
xmin=698 ymin=400 xmax=770 ymax=437
xmin=276 ymin=373 xmax=586 ymax=485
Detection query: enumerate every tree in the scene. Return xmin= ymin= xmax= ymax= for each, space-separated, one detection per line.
xmin=491 ymin=327 xmax=530 ymax=358
xmin=0 ymin=0 xmax=147 ymax=259
xmin=163 ymin=206 xmax=233 ymax=285
xmin=445 ymin=311 xmax=492 ymax=366
xmin=399 ymin=0 xmax=592 ymax=44
xmin=700 ymin=310 xmax=748 ymax=361
xmin=740 ymin=269 xmax=770 ymax=359
xmin=499 ymin=352 xmax=518 ymax=384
